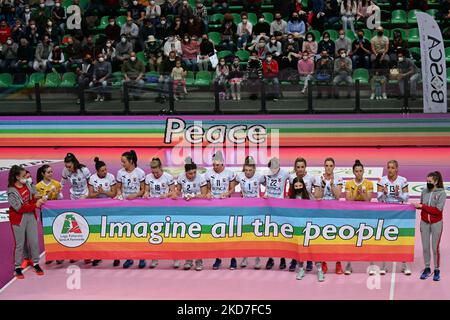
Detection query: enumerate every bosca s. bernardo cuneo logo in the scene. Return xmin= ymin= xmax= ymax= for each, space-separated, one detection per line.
xmin=52 ymin=212 xmax=90 ymax=248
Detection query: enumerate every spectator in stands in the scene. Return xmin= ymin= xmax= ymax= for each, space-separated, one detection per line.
xmin=397 ymin=50 xmax=420 ymax=100
xmin=25 ymin=20 xmax=40 ymax=47
xmin=11 ymin=20 xmax=25 ymax=44
xmin=139 ymin=18 xmax=156 ymax=51
xmin=102 ymin=40 xmax=117 ymax=64
xmin=370 ymin=26 xmax=389 ymax=64
xmin=105 ymin=16 xmax=121 ymax=44
xmin=278 ymin=0 xmax=294 ymax=19
xmin=439 ymin=0 xmax=450 ymax=29
xmin=163 ymin=32 xmax=182 ymax=57
xmin=76 ymin=54 xmax=94 ymax=93
xmin=122 ymin=51 xmax=146 ymax=99
xmin=311 ymin=0 xmax=326 ymax=33
xmin=82 ymin=35 xmax=96 ymax=59
xmin=51 ymin=0 xmax=66 ymax=34
xmin=324 ymin=0 xmax=340 ymax=29
xmin=357 ymin=0 xmax=380 ymax=24
xmin=220 ymin=13 xmax=236 ymax=52
xmin=262 ymin=53 xmax=280 ymax=101
xmin=144 ymin=35 xmax=162 ymax=72
xmin=122 ymin=17 xmax=140 ymax=49
xmin=335 ymin=28 xmax=351 ymax=57
xmin=128 ymin=0 xmax=146 ymax=25
xmin=270 ymin=12 xmax=288 ymax=36
xmin=181 ymin=33 xmax=199 ymax=71
xmin=32 ymin=4 xmax=49 ymax=34
xmin=253 ymin=14 xmax=270 ymax=37
xmin=20 ymin=5 xmax=33 ymax=26
xmin=318 ymin=31 xmax=335 ymax=59
xmin=246 ymin=49 xmax=263 ymax=79
xmin=146 ymin=0 xmax=162 ymax=26
xmin=90 ymin=53 xmax=112 ymax=102
xmin=156 ymin=49 xmax=177 ymax=102
xmin=47 ymin=44 xmax=65 ymax=73
xmin=171 ymin=57 xmax=188 ymax=100
xmin=33 ymin=35 xmax=52 ymax=72
xmin=212 ymin=0 xmax=229 ymax=14
xmin=302 ymin=31 xmax=318 ymax=60
xmin=266 ymin=35 xmax=282 ymax=62
xmin=178 ymin=0 xmax=194 ymax=25
xmin=86 ymin=0 xmax=106 ymax=17
xmin=249 ymin=36 xmax=268 ymax=60
xmin=287 ymin=12 xmax=306 ymax=38
xmin=214 ymin=57 xmax=229 ymax=99
xmin=0 ymin=20 xmax=12 ymax=44
xmin=228 ymin=56 xmax=245 ymax=100
xmin=172 ymin=16 xmax=185 ymax=38
xmin=0 ymin=37 xmax=18 ymax=72
xmin=290 ymin=0 xmax=308 ymax=22
xmin=155 ymin=16 xmax=171 ymax=40
xmin=315 ymin=49 xmax=333 ymax=98
xmin=370 ymin=52 xmax=389 ymax=100
xmin=198 ymin=33 xmax=215 ymax=71
xmin=186 ymin=16 xmax=204 ymax=38
xmin=388 ymin=29 xmax=408 ymax=68
xmin=115 ymin=34 xmax=133 ymax=66
xmin=341 ymin=0 xmax=357 ymax=35
xmin=44 ymin=19 xmax=60 ymax=44
xmin=283 ymin=33 xmax=300 ymax=54
xmin=64 ymin=37 xmax=83 ymax=70
xmin=237 ymin=13 xmax=253 ymax=50
xmin=351 ymin=29 xmax=371 ymax=69
xmin=298 ymin=50 xmax=315 ymax=94
xmin=105 ymin=0 xmax=121 ymax=16
xmin=193 ymin=0 xmax=208 ymax=33
xmin=279 ymin=39 xmax=300 ymax=75
xmin=16 ymin=37 xmax=34 ymax=73
xmin=333 ymin=48 xmax=352 ymax=98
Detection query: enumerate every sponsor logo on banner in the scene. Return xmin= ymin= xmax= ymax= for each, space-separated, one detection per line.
xmin=52 ymin=212 xmax=90 ymax=248
xmin=0 ymin=208 xmax=9 ymax=223
xmin=409 ymin=182 xmax=450 ymax=197
xmin=0 ymin=191 xmax=7 ymax=204
xmin=0 ymin=159 xmax=62 ymax=172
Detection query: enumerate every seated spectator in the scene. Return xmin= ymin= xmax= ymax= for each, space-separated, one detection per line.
xmin=20 ymin=5 xmax=33 ymax=27
xmin=298 ymin=50 xmax=315 ymax=94
xmin=81 ymin=36 xmax=96 ymax=59
xmin=44 ymin=19 xmax=60 ymax=44
xmin=122 ymin=51 xmax=146 ymax=99
xmin=171 ymin=16 xmax=186 ymax=38
xmin=181 ymin=33 xmax=199 ymax=71
xmin=198 ymin=33 xmax=215 ymax=71
xmin=90 ymin=53 xmax=112 ymax=102
xmin=146 ymin=0 xmax=162 ymax=26
xmin=193 ymin=0 xmax=208 ymax=33
xmin=318 ymin=31 xmax=335 ymax=59
xmin=47 ymin=44 xmax=65 ymax=73
xmin=315 ymin=49 xmax=333 ymax=98
xmin=266 ymin=35 xmax=282 ymax=61
xmin=388 ymin=29 xmax=408 ymax=67
xmin=311 ymin=0 xmax=326 ymax=33
xmin=397 ymin=50 xmax=420 ymax=100
xmin=127 ymin=0 xmax=146 ymax=25
xmin=244 ymin=0 xmax=262 ymax=16
xmin=171 ymin=58 xmax=188 ymax=100
xmin=283 ymin=33 xmax=300 ymax=55
xmin=51 ymin=0 xmax=66 ymax=34
xmin=228 ymin=56 xmax=245 ymax=100
xmin=370 ymin=52 xmax=389 ymax=100
xmin=76 ymin=54 xmax=94 ymax=93
xmin=156 ymin=50 xmax=177 ymax=102
xmin=11 ymin=20 xmax=26 ymax=44
xmin=351 ymin=29 xmax=371 ymax=69
xmin=0 ymin=37 xmax=18 ymax=72
xmin=160 ymin=0 xmax=179 ymax=16
xmin=335 ymin=29 xmax=352 ymax=57
xmin=287 ymin=12 xmax=306 ymax=39
xmin=220 ymin=14 xmax=237 ymax=52
xmin=139 ymin=18 xmax=156 ymax=51
xmin=341 ymin=0 xmax=357 ymax=35
xmin=332 ymin=48 xmax=352 ymax=98
xmin=253 ymin=14 xmax=270 ymax=37
xmin=0 ymin=20 xmax=12 ymax=44
xmin=246 ymin=50 xmax=263 ymax=80
xmin=33 ymin=35 xmax=53 ymax=72
xmin=155 ymin=16 xmax=171 ymax=40
xmin=163 ymin=32 xmax=182 ymax=57
xmin=212 ymin=0 xmax=229 ymax=14
xmin=144 ymin=35 xmax=163 ymax=72
xmin=302 ymin=32 xmax=318 ymax=60
xmin=357 ymin=0 xmax=380 ymax=24
xmin=280 ymin=40 xmax=301 ymax=73
xmin=214 ymin=57 xmax=229 ymax=99
xmin=105 ymin=16 xmax=121 ymax=44
xmin=270 ymin=12 xmax=288 ymax=36
xmin=370 ymin=26 xmax=389 ymax=64
xmin=262 ymin=53 xmax=280 ymax=101
xmin=186 ymin=16 xmax=204 ymax=38
xmin=102 ymin=40 xmax=117 ymax=64
xmin=16 ymin=38 xmax=34 ymax=73
xmin=115 ymin=34 xmax=133 ymax=65
xmin=248 ymin=37 xmax=268 ymax=60
xmin=324 ymin=0 xmax=340 ymax=29
xmin=121 ymin=17 xmax=140 ymax=49
xmin=178 ymin=0 xmax=194 ymax=25
xmin=25 ymin=20 xmax=41 ymax=47
xmin=237 ymin=13 xmax=253 ymax=50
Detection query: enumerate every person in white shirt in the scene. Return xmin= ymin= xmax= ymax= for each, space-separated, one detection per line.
xmin=175 ymin=157 xmax=207 ymax=271
xmin=377 ymin=160 xmax=411 ymax=276
xmin=115 ymin=150 xmax=146 ymax=269
xmin=163 ymin=33 xmax=182 ymax=57
xmin=143 ymin=157 xmax=178 ymax=269
xmin=237 ymin=13 xmax=253 ymax=50
xmin=263 ymin=157 xmax=290 ymax=270
xmin=314 ymin=157 xmax=344 ymax=275
xmin=205 ymin=151 xmax=237 ymax=270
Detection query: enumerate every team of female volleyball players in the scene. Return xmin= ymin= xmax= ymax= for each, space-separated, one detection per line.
xmin=8 ymin=149 xmax=445 ymax=282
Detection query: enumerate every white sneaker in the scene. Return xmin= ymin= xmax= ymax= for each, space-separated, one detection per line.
xmin=402 ymin=263 xmax=411 ymax=276
xmin=99 ymin=95 xmax=104 ymax=102
xmin=382 ymin=93 xmax=387 ymax=99
xmin=237 ymin=94 xmax=241 ymax=100
xmin=183 ymin=260 xmax=193 ymax=270
xmin=301 ymin=89 xmax=306 ymax=94
xmin=173 ymin=260 xmax=180 ymax=269
xmin=240 ymin=257 xmax=248 ymax=268
xmin=296 ymin=267 xmax=305 ymax=280
xmin=150 ymin=259 xmax=158 ymax=268
xmin=344 ymin=263 xmax=352 ymax=275
xmin=370 ymin=93 xmax=375 ymax=100
xmin=317 ymin=268 xmax=325 ymax=282
xmin=380 ymin=263 xmax=388 ymax=275
xmin=254 ymin=257 xmax=261 ymax=270
xmin=95 ymin=94 xmax=101 ymax=102
xmin=368 ymin=265 xmax=376 ymax=276
xmin=195 ymin=260 xmax=203 ymax=271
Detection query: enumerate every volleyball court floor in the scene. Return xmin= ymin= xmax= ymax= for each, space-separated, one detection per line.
xmin=0 ymin=147 xmax=449 ymax=300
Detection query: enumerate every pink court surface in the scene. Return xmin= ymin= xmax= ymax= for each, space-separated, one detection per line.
xmin=0 ymin=146 xmax=449 ymax=300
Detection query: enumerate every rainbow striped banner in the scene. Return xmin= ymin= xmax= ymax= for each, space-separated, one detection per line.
xmin=41 ymin=198 xmax=416 ymax=262
xmin=1 ymin=114 xmax=449 ymax=147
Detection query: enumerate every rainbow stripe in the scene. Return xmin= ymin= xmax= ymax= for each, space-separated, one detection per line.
xmin=1 ymin=114 xmax=449 ymax=147
xmin=42 ymin=198 xmax=416 ymax=262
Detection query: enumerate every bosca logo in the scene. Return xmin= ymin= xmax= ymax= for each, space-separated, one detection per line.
xmin=53 ymin=212 xmax=90 ymax=248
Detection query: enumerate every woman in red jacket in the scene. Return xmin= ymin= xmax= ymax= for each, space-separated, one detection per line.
xmin=7 ymin=165 xmax=46 ymax=279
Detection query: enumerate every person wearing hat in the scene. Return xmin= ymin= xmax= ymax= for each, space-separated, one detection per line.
xmin=144 ymin=35 xmax=162 ymax=71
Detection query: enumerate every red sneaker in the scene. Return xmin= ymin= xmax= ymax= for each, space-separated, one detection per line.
xmin=335 ymin=261 xmax=343 ymax=274
xmin=20 ymin=259 xmax=33 ymax=269
xmin=322 ymin=262 xmax=328 ymax=274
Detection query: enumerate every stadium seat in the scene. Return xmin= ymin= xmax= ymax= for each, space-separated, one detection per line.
xmin=235 ymin=50 xmax=250 ymax=62
xmin=447 ymin=68 xmax=450 ymax=83
xmin=407 ymin=10 xmax=422 ymax=25
xmin=391 ymin=10 xmax=407 ymax=25
xmin=345 ymin=30 xmax=356 ymax=42
xmin=136 ymin=52 xmax=147 ymax=65
xmin=194 ymin=71 xmax=211 ymax=86
xmin=217 ymin=50 xmax=232 ymax=60
xmin=324 ymin=30 xmax=338 ymax=41
xmin=446 ymin=47 xmax=450 ymax=63
xmin=0 ymin=73 xmax=12 ymax=87
xmin=362 ymin=29 xmax=372 ymax=40
xmin=248 ymin=13 xmax=257 ymax=25
xmin=310 ymin=30 xmax=321 ymax=41
xmin=60 ymin=72 xmax=77 ymax=87
xmin=116 ymin=16 xmax=127 ymax=27
xmin=185 ymin=71 xmax=195 ymax=86
xmin=231 ymin=13 xmax=241 ymax=24
xmin=26 ymin=72 xmax=45 ymax=88
xmin=95 ymin=16 xmax=110 ymax=31
xmin=112 ymin=71 xmax=124 ymax=86
xmin=262 ymin=0 xmax=274 ymax=11
xmin=408 ymin=28 xmax=420 ymax=45
xmin=263 ymin=12 xmax=273 ymax=23
xmin=426 ymin=9 xmax=439 ymax=20
xmin=209 ymin=13 xmax=224 ymax=24
xmin=352 ymin=68 xmax=369 ymax=85
xmin=145 ymin=71 xmax=159 ymax=87
xmin=207 ymin=32 xmax=221 ymax=46
xmin=44 ymin=73 xmax=62 ymax=88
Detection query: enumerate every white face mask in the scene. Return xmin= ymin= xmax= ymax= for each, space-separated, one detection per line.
xmin=307 ymin=37 xmax=312 ymax=41
xmin=27 ymin=177 xmax=32 ymax=184
xmin=303 ymin=56 xmax=308 ymax=60
xmin=109 ymin=21 xmax=115 ymax=26
xmin=339 ymin=35 xmax=345 ymax=39
xmin=48 ymin=21 xmax=52 ymax=26
xmin=56 ymin=3 xmax=61 ymax=7
xmin=99 ymin=57 xmax=104 ymax=62
xmin=398 ymin=57 xmax=404 ymax=62
xmin=25 ymin=8 xmax=30 ymax=13
xmin=20 ymin=178 xmax=28 ymax=184
xmin=271 ymin=40 xmax=276 ymax=44
xmin=242 ymin=19 xmax=247 ymax=23
xmin=288 ymin=38 xmax=294 ymax=43
xmin=130 ymin=57 xmax=136 ymax=61
xmin=267 ymin=57 xmax=272 ymax=62
xmin=220 ymin=62 xmax=225 ymax=65
xmin=259 ymin=18 xmax=264 ymax=23
xmin=121 ymin=38 xmax=127 ymax=43
xmin=341 ymin=53 xmax=346 ymax=58
xmin=106 ymin=42 xmax=111 ymax=47
xmin=40 ymin=3 xmax=45 ymax=8
xmin=7 ymin=40 xmax=12 ymax=45
xmin=161 ymin=20 xmax=166 ymax=24
xmin=133 ymin=1 xmax=138 ymax=5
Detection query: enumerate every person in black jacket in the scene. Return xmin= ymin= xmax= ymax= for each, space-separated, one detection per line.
xmin=253 ymin=14 xmax=270 ymax=37
xmin=198 ymin=33 xmax=215 ymax=71
xmin=156 ymin=50 xmax=178 ymax=102
xmin=246 ymin=50 xmax=263 ymax=99
xmin=16 ymin=37 xmax=34 ymax=73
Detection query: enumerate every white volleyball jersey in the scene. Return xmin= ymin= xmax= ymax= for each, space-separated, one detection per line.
xmin=289 ymin=173 xmax=317 ymax=195
xmin=236 ymin=172 xmax=264 ymax=198
xmin=88 ymin=173 xmax=116 ymax=198
xmin=263 ymin=169 xmax=290 ymax=199
xmin=318 ymin=174 xmax=344 ymax=200
xmin=378 ymin=175 xmax=409 ymax=203
xmin=145 ymin=172 xmax=175 ymax=198
xmin=61 ymin=166 xmax=91 ymax=200
xmin=204 ymin=168 xmax=235 ymax=198
xmin=177 ymin=172 xmax=207 ymax=197
xmin=116 ymin=167 xmax=146 ymax=198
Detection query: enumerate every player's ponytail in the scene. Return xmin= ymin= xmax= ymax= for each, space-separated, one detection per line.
xmin=64 ymin=152 xmax=84 ymax=170
xmin=94 ymin=157 xmax=106 ymax=171
xmin=150 ymin=157 xmax=162 ymax=168
xmin=184 ymin=157 xmax=197 ymax=172
xmin=122 ymin=150 xmax=138 ymax=167
xmin=352 ymin=159 xmax=364 ymax=171
xmin=36 ymin=164 xmax=50 ymax=183
xmin=428 ymin=171 xmax=444 ymax=189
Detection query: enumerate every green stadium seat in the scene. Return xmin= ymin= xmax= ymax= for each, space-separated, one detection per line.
xmin=185 ymin=71 xmax=195 ymax=86
xmin=217 ymin=50 xmax=232 ymax=60
xmin=26 ymin=72 xmax=45 ymax=88
xmin=407 ymin=10 xmax=422 ymax=25
xmin=60 ymin=72 xmax=77 ymax=87
xmin=208 ymin=32 xmax=221 ymax=46
xmin=324 ymin=30 xmax=339 ymax=41
xmin=263 ymin=12 xmax=273 ymax=23
xmin=209 ymin=13 xmax=224 ymax=24
xmin=44 ymin=73 xmax=62 ymax=88
xmin=446 ymin=47 xmax=450 ymax=63
xmin=310 ymin=30 xmax=321 ymax=41
xmin=96 ymin=16 xmax=110 ymax=30
xmin=116 ymin=16 xmax=127 ymax=27
xmin=426 ymin=9 xmax=439 ymax=20
xmin=231 ymin=13 xmax=241 ymax=24
xmin=447 ymin=68 xmax=450 ymax=83
xmin=0 ymin=73 xmax=13 ymax=87
xmin=248 ymin=13 xmax=257 ymax=25
xmin=112 ymin=71 xmax=124 ymax=86
xmin=194 ymin=71 xmax=211 ymax=86
xmin=391 ymin=10 xmax=407 ymax=25
xmin=362 ymin=29 xmax=372 ymax=40
xmin=235 ymin=50 xmax=250 ymax=62
xmin=352 ymin=68 xmax=369 ymax=85
xmin=261 ymin=0 xmax=274 ymax=11
xmin=345 ymin=30 xmax=356 ymax=42
xmin=136 ymin=51 xmax=147 ymax=65
xmin=408 ymin=28 xmax=420 ymax=44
